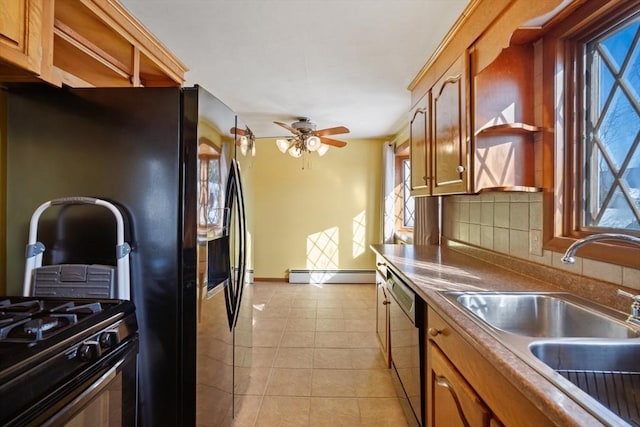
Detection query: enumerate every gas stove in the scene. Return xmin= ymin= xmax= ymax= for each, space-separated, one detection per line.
xmin=0 ymin=296 xmax=138 ymax=426
xmin=0 ymin=298 xmax=112 ymax=342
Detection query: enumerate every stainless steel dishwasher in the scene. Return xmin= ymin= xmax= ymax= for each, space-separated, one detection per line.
xmin=387 ymin=268 xmax=423 ymax=427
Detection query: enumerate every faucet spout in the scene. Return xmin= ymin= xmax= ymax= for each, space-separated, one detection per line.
xmin=561 ymin=233 xmax=640 ymax=264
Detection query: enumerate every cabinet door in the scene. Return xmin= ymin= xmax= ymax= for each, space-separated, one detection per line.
xmin=428 ymin=342 xmax=490 ymax=427
xmin=432 ymin=53 xmax=469 ymax=195
xmin=375 ymin=272 xmax=390 ymax=367
xmin=0 ymin=0 xmax=45 ymax=74
xmin=410 ymin=92 xmax=430 ymax=195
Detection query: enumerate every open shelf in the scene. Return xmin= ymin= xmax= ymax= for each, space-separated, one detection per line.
xmin=475 ymin=122 xmax=542 ymax=136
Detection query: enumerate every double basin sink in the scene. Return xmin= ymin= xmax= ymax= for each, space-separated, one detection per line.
xmin=441 ymin=291 xmax=640 ymax=426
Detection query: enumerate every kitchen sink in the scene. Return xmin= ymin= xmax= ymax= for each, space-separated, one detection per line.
xmin=439 ymin=291 xmax=640 ymax=425
xmin=453 ymin=292 xmax=640 ymax=338
xmin=530 ymin=340 xmax=640 ymax=372
xmin=530 ymin=340 xmax=640 ymax=425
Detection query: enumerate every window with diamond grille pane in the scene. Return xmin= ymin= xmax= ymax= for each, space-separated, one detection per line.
xmin=584 ymin=14 xmax=640 ymax=231
xmin=402 ymin=159 xmax=415 ymax=228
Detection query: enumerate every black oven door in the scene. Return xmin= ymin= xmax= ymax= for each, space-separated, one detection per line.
xmin=7 ymin=336 xmax=138 ymax=427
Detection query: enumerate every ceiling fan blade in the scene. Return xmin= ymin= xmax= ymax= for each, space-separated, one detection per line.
xmin=274 ymin=121 xmax=301 ymax=135
xmin=315 ymin=126 xmax=350 ymax=137
xmin=229 ymin=127 xmax=247 ymax=136
xmin=319 ymin=136 xmax=347 ymax=148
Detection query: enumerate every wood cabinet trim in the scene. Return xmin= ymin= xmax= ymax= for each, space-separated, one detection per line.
xmin=409 ymin=0 xmax=566 ymax=105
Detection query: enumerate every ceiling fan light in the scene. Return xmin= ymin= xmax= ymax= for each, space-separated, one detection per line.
xmin=251 ymin=142 xmax=256 ymax=156
xmin=237 ymin=136 xmax=247 ymax=156
xmin=306 ymin=135 xmax=321 ymax=151
xmin=317 ymin=144 xmax=330 ymax=156
xmin=288 ymin=145 xmax=303 ymax=158
xmin=276 ymin=138 xmax=291 ymax=153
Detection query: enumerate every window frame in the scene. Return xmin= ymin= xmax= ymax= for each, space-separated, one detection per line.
xmin=394 ymin=154 xmax=414 ymax=233
xmin=543 ymin=0 xmax=640 ymax=267
xmin=402 ymin=158 xmax=415 ymax=228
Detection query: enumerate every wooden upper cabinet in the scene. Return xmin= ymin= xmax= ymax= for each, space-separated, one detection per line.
xmin=407 ymin=0 xmax=570 ymax=196
xmin=432 ymin=53 xmax=469 ymax=195
xmin=410 ymin=92 xmax=430 ymax=196
xmin=0 ymin=0 xmax=50 ymax=78
xmin=0 ymin=0 xmax=186 ymax=87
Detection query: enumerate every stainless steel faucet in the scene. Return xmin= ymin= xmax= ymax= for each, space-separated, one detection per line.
xmin=560 ymin=232 xmax=640 ymax=264
xmin=561 ymin=232 xmax=640 ymax=325
xmin=617 ymin=289 xmax=640 ymax=326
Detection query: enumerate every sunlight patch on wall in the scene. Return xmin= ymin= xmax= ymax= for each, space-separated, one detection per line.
xmin=306 ymin=226 xmax=339 ymax=270
xmin=352 ymin=211 xmax=366 ymax=258
xmin=478 ymin=101 xmax=516 ymax=130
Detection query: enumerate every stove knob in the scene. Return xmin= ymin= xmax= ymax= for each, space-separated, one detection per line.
xmin=99 ymin=331 xmax=119 ymax=349
xmin=77 ymin=341 xmax=101 ymax=362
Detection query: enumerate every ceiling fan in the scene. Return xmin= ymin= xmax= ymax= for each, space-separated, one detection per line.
xmin=229 ymin=126 xmax=256 ymax=157
xmin=273 ymin=117 xmax=350 ymax=158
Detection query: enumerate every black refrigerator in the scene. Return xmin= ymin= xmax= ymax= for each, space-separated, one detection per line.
xmin=4 ymin=84 xmax=252 ymax=426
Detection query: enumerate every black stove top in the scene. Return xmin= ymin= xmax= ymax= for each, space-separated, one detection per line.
xmin=0 ymin=296 xmax=136 ymax=375
xmin=0 ymin=299 xmax=106 ymax=342
xmin=0 ymin=296 xmax=138 ymax=426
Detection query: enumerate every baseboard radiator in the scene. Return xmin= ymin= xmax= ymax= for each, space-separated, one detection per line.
xmin=288 ymin=269 xmax=376 ymax=284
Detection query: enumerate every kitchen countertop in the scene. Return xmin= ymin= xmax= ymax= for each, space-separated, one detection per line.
xmin=371 ymin=243 xmax=620 ymax=427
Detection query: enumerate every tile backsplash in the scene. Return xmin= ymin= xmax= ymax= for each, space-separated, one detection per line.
xmin=442 ymin=192 xmax=640 ymax=291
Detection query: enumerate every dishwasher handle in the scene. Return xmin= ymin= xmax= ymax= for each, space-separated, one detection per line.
xmin=387 ymin=272 xmax=416 ymax=323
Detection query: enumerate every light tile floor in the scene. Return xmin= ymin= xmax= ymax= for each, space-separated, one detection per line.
xmin=233 ymin=282 xmax=409 ymax=427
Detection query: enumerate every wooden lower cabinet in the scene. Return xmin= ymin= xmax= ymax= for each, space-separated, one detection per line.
xmin=428 ymin=342 xmax=491 ymax=427
xmin=375 ymin=256 xmax=391 ymax=367
xmin=375 ymin=275 xmax=390 ymax=367
xmin=426 ymin=307 xmax=553 ymax=427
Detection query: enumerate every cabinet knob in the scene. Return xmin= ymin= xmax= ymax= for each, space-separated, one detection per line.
xmin=377 ymin=262 xmax=386 ymax=267
xmin=456 ymin=165 xmax=465 ymax=173
xmin=428 ymin=328 xmax=442 ymax=337
xmin=383 ymin=300 xmax=391 ymax=305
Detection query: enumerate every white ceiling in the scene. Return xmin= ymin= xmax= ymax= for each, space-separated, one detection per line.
xmin=120 ymin=0 xmax=470 ymax=139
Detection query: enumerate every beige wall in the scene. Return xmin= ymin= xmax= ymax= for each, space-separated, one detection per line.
xmin=251 ymin=138 xmax=385 ymax=279
xmin=443 ymin=192 xmax=640 ymax=290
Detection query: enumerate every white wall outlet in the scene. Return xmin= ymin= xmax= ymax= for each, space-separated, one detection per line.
xmin=529 ymin=230 xmax=543 ymax=257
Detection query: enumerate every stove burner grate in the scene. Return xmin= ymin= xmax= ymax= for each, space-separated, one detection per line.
xmin=0 ymin=299 xmax=105 ymax=344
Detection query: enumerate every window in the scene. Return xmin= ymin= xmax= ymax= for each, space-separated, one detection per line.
xmin=548 ymin=0 xmax=640 ymax=266
xmin=402 ymin=159 xmax=415 ymax=228
xmin=582 ymin=13 xmax=640 ymax=231
xmin=197 ymin=144 xmax=222 ymax=240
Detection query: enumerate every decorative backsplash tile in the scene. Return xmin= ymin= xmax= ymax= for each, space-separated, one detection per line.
xmin=442 ymin=192 xmax=640 ymax=289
